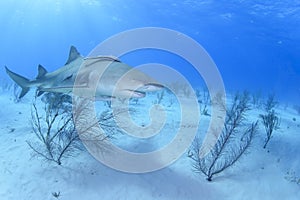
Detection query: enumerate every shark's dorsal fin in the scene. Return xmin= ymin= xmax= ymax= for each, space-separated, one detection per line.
xmin=36 ymin=64 xmax=48 ymax=79
xmin=65 ymin=46 xmax=80 ymax=65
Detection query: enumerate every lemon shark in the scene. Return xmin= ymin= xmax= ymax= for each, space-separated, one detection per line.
xmin=5 ymin=46 xmax=163 ymax=100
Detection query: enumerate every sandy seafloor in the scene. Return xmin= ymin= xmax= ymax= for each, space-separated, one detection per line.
xmin=0 ymin=89 xmax=299 ymax=200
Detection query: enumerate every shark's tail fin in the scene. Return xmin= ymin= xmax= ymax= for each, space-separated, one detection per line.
xmin=5 ymin=66 xmax=31 ymax=98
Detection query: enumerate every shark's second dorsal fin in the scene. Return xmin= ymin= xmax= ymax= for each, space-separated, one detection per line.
xmin=36 ymin=64 xmax=48 ymax=79
xmin=65 ymin=46 xmax=80 ymax=65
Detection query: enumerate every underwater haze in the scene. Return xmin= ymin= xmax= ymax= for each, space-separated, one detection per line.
xmin=0 ymin=0 xmax=299 ymax=102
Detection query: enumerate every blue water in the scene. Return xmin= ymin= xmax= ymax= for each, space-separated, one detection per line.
xmin=0 ymin=0 xmax=299 ymax=102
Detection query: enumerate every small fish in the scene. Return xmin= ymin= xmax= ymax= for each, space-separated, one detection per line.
xmin=5 ymin=46 xmax=163 ymax=100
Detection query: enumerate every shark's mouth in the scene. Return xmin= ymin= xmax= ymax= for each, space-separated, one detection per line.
xmin=134 ymin=83 xmax=164 ymax=98
xmin=119 ymin=83 xmax=164 ymax=98
xmin=136 ymin=83 xmax=164 ymax=92
xmin=141 ymin=83 xmax=164 ymax=91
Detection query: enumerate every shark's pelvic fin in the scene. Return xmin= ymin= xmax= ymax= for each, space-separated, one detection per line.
xmin=36 ymin=90 xmax=45 ymax=97
xmin=5 ymin=66 xmax=30 ymax=98
xmin=65 ymin=46 xmax=80 ymax=65
xmin=36 ymin=64 xmax=48 ymax=79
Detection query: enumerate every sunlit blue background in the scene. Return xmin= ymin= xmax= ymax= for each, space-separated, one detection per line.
xmin=0 ymin=0 xmax=299 ymax=102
